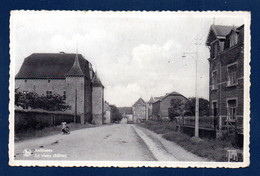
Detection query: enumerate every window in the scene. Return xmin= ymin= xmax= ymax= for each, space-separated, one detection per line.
xmin=227 ymin=63 xmax=237 ymax=86
xmin=63 ymin=91 xmax=66 ymax=100
xmin=46 ymin=91 xmax=52 ymax=98
xmin=227 ymin=99 xmax=237 ymax=120
xmin=211 ymin=70 xmax=218 ymax=90
xmin=48 ymin=80 xmax=51 ymax=83
xmin=230 ymin=32 xmax=238 ymax=47
xmin=25 ymin=79 xmax=27 ymax=83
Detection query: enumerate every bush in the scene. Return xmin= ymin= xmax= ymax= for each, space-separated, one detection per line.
xmin=15 ymin=90 xmax=70 ymax=111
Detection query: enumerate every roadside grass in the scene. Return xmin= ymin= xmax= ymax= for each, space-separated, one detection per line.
xmin=15 ymin=123 xmax=94 ymax=142
xmin=139 ymin=121 xmax=241 ymax=162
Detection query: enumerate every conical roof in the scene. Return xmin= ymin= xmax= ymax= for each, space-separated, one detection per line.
xmin=147 ymin=96 xmax=154 ymax=104
xmin=93 ymin=72 xmax=104 ymax=87
xmin=66 ymin=54 xmax=84 ymax=76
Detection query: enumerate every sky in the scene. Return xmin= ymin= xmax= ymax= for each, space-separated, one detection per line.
xmin=11 ymin=11 xmax=246 ymax=107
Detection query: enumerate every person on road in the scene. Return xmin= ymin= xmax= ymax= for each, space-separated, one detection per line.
xmin=61 ymin=121 xmax=69 ymax=134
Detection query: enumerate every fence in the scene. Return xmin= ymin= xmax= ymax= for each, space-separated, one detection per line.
xmin=177 ymin=116 xmax=243 ymax=132
xmin=15 ymin=109 xmax=80 ymax=133
xmin=177 ymin=116 xmax=215 ymax=129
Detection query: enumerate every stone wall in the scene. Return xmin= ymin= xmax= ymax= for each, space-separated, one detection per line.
xmin=15 ymin=109 xmax=79 ymax=133
xmin=16 ymin=79 xmax=66 ymax=96
xmin=65 ymin=76 xmax=85 ymax=124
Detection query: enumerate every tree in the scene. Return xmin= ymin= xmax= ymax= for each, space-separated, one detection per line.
xmin=168 ymin=98 xmax=184 ymax=121
xmin=184 ymin=97 xmax=210 ymax=116
xmin=15 ymin=90 xmax=70 ymax=111
xmin=110 ymin=105 xmax=123 ymax=123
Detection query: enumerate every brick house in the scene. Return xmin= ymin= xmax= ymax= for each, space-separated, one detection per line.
xmin=147 ymin=97 xmax=154 ymax=120
xmin=206 ymin=25 xmax=244 ymax=134
xmin=15 ymin=52 xmax=104 ymax=124
xmin=152 ymin=91 xmax=188 ymax=121
xmin=132 ymin=98 xmax=148 ymax=123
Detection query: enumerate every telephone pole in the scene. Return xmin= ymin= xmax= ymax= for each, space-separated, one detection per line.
xmin=182 ymin=35 xmax=201 ymax=138
xmin=74 ymin=89 xmax=77 ymax=123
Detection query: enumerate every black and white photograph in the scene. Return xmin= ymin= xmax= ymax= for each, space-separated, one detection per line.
xmin=9 ymin=11 xmax=250 ymax=167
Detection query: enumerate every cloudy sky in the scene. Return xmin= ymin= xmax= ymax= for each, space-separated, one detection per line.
xmin=11 ymin=11 xmax=246 ymax=107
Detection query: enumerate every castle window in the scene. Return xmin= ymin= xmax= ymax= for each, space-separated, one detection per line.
xmin=63 ymin=91 xmax=66 ymax=100
xmin=25 ymin=79 xmax=27 ymax=83
xmin=46 ymin=91 xmax=52 ymax=98
xmin=227 ymin=63 xmax=237 ymax=86
xmin=48 ymin=79 xmax=50 ymax=83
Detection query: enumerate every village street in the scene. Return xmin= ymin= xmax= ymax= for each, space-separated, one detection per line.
xmin=14 ymin=124 xmax=206 ymax=161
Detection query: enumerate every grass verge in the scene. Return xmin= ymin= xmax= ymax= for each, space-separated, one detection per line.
xmin=15 ymin=123 xmax=94 ymax=142
xmin=139 ymin=121 xmax=242 ymax=162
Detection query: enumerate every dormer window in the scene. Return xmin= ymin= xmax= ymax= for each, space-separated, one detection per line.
xmin=229 ymin=31 xmax=238 ymax=47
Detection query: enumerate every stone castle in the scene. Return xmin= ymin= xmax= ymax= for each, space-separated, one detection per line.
xmin=15 ymin=52 xmax=104 ymax=125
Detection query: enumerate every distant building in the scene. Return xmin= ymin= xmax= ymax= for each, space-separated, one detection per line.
xmin=104 ymin=101 xmax=111 ymax=124
xmin=118 ymin=107 xmax=133 ymax=123
xmin=147 ymin=97 xmax=154 ymax=119
xmin=15 ymin=52 xmax=104 ymax=124
xmin=132 ymin=98 xmax=148 ymax=123
xmin=206 ymin=25 xmax=244 ymax=133
xmin=152 ymin=91 xmax=188 ymax=121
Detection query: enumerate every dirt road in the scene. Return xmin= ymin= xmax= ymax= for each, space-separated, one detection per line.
xmin=14 ymin=124 xmax=206 ymax=161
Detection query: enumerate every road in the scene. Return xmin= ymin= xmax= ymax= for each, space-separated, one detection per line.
xmin=14 ymin=124 xmax=206 ymax=161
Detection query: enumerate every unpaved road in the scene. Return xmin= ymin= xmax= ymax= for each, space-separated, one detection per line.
xmin=14 ymin=124 xmax=206 ymax=161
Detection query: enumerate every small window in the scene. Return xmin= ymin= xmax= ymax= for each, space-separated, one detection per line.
xmin=63 ymin=91 xmax=66 ymax=100
xmin=211 ymin=70 xmax=218 ymax=90
xmin=227 ymin=64 xmax=237 ymax=86
xmin=46 ymin=91 xmax=52 ymax=98
xmin=25 ymin=79 xmax=27 ymax=83
xmin=227 ymin=99 xmax=237 ymax=120
xmin=48 ymin=80 xmax=50 ymax=83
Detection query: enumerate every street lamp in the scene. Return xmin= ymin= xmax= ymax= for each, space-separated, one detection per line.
xmin=182 ymin=36 xmax=201 ymax=138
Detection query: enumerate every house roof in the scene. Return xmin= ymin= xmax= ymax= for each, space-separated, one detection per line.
xmin=206 ymin=25 xmax=234 ymax=45
xmin=15 ymin=53 xmax=90 ymax=79
xmin=152 ymin=91 xmax=188 ymax=104
xmin=133 ymin=98 xmax=146 ymax=106
xmin=211 ymin=25 xmax=234 ymax=37
xmin=118 ymin=107 xmax=133 ymax=114
xmin=92 ymin=72 xmax=104 ymax=87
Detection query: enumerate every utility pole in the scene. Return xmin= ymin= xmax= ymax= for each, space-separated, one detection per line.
xmin=74 ymin=89 xmax=77 ymax=123
xmin=194 ymin=35 xmax=200 ymax=138
xmin=182 ymin=35 xmax=201 ymax=138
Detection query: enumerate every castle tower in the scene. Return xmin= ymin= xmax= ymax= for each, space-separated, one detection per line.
xmin=65 ymin=53 xmax=85 ymax=124
xmin=92 ymin=72 xmax=104 ymax=125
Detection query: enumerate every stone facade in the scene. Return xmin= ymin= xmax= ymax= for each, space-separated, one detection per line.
xmin=132 ymin=98 xmax=147 ymax=123
xmin=15 ymin=53 xmax=103 ymax=125
xmin=206 ymin=25 xmax=244 ymax=131
xmin=92 ymin=86 xmax=104 ymax=125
